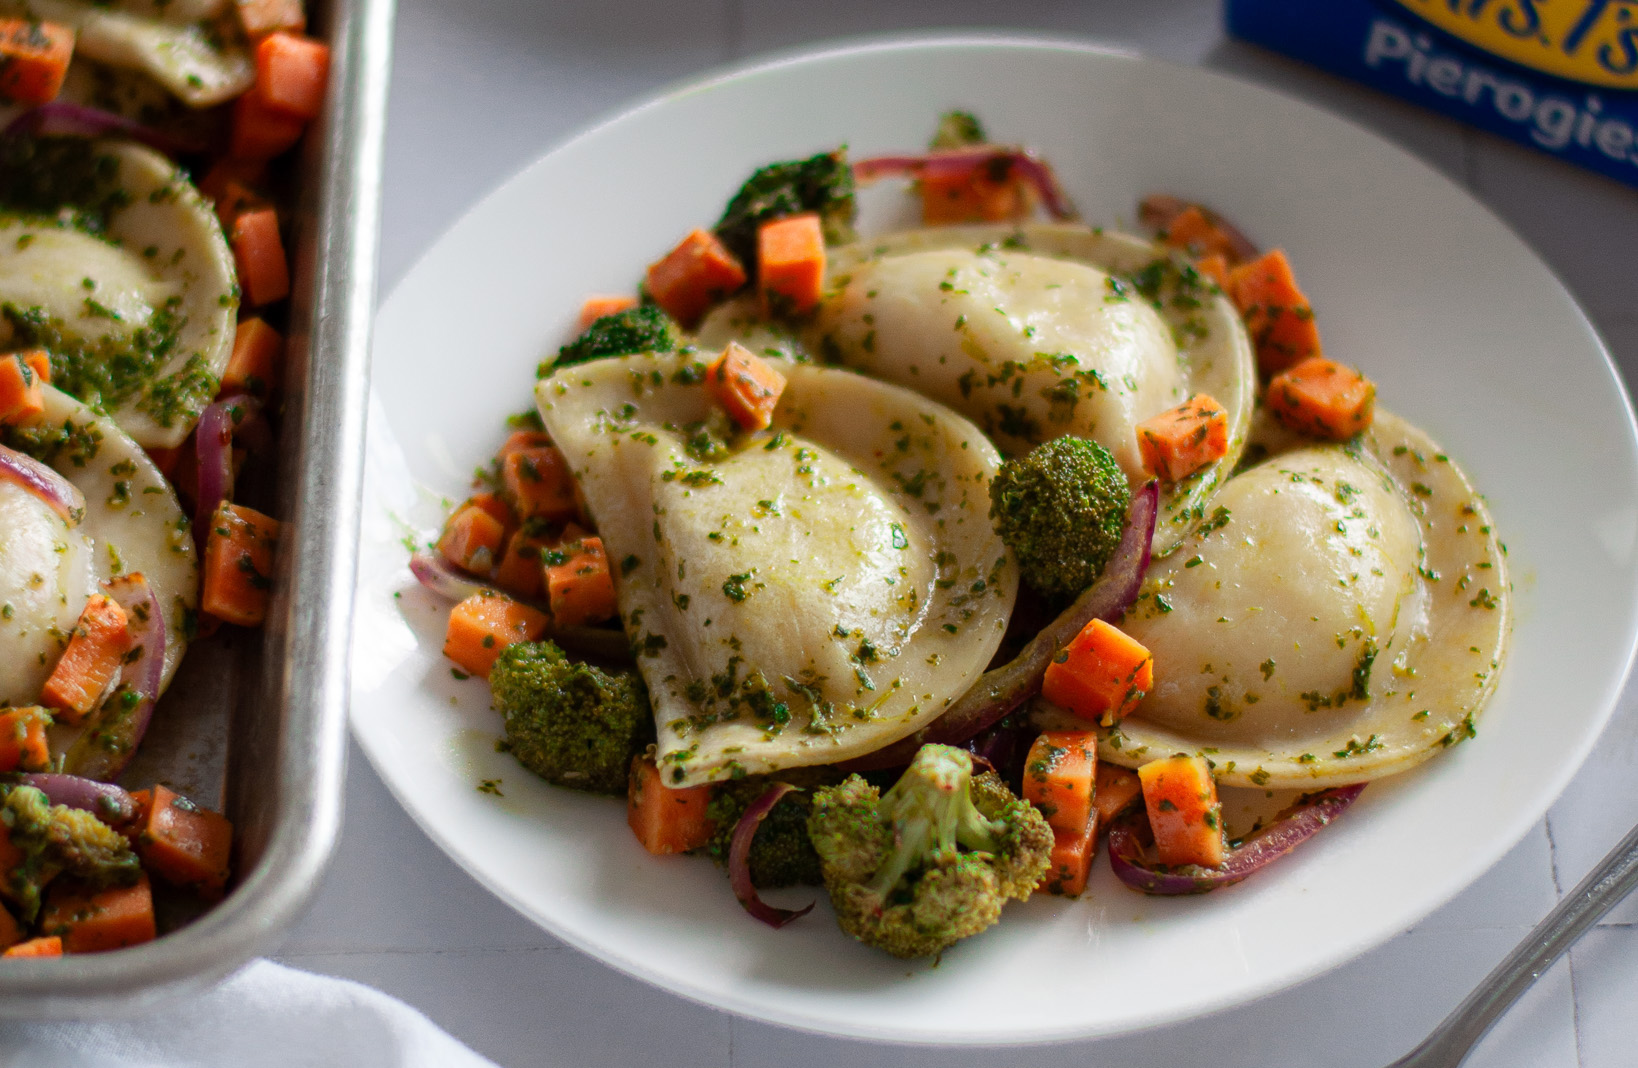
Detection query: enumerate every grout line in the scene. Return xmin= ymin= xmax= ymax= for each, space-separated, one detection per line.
xmin=1546 ymin=814 xmax=1567 ymax=898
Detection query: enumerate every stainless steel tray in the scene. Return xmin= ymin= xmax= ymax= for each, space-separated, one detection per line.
xmin=0 ymin=0 xmax=395 ymax=1014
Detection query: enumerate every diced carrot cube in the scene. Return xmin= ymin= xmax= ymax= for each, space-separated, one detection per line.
xmin=1136 ymin=392 xmax=1229 ymax=483
xmin=1041 ymin=618 xmax=1153 ymax=726
xmin=704 ymin=341 xmax=785 ymax=431
xmin=501 ymin=446 xmax=578 ymax=522
xmin=0 ymin=352 xmax=44 ymax=424
xmin=0 ymin=706 xmax=51 ymax=773
xmin=235 ymin=0 xmax=305 ymax=37
xmin=1020 ymin=730 xmax=1096 ymax=835
xmin=1229 ymin=249 xmax=1322 ymax=375
xmin=197 ymin=158 xmax=266 ymax=203
xmin=757 ymin=213 xmax=826 ymax=317
xmin=122 ymin=788 xmax=153 ymax=844
xmin=645 ymin=228 xmax=746 ymax=329
xmin=0 ymin=19 xmax=73 ymax=106
xmin=627 ymin=752 xmax=713 ymax=854
xmin=1138 ymin=755 xmax=1225 ymax=869
xmin=232 ymin=207 xmax=290 ymax=307
xmin=1160 ymin=205 xmax=1240 ymax=261
xmin=492 ymin=527 xmax=550 ymax=600
xmin=41 ymin=595 xmax=132 ymax=726
xmin=460 ymin=492 xmax=513 ymax=527
xmin=2 ymin=935 xmax=60 ymax=957
xmin=1041 ymin=824 xmax=1097 ymax=897
xmin=545 ymin=535 xmax=616 ymax=627
xmin=40 ymin=874 xmax=155 ymax=953
xmin=443 ymin=591 xmax=549 ymax=679
xmin=577 ymin=294 xmax=638 ymax=331
xmin=1093 ymin=763 xmax=1143 ymax=827
xmin=137 ymin=785 xmax=233 ymax=899
xmin=228 ymin=88 xmax=307 ymax=162
xmin=212 ymin=178 xmax=265 ymax=231
xmin=221 ymin=317 xmax=283 ymax=398
xmin=253 ymin=32 xmax=330 ymax=121
xmin=1266 ymin=356 xmax=1376 ymax=440
xmin=201 ymin=502 xmax=281 ymax=627
xmin=20 ymin=349 xmax=48 ymax=385
xmin=438 ymin=504 xmax=506 ymax=575
xmin=496 ymin=430 xmax=551 ymax=460
xmin=1195 ymin=253 xmax=1230 ymax=290
xmin=920 ymin=157 xmax=1036 ymax=225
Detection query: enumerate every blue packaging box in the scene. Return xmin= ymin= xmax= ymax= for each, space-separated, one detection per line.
xmin=1225 ymin=0 xmax=1638 ymax=189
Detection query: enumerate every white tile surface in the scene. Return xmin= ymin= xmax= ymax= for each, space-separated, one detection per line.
xmin=316 ymin=1 xmax=1638 ymax=1064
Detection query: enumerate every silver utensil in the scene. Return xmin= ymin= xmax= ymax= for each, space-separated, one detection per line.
xmin=1390 ymin=820 xmax=1638 ymax=1067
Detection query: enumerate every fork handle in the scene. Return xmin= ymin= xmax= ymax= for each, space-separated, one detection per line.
xmin=1391 ymin=820 xmax=1638 ymax=1068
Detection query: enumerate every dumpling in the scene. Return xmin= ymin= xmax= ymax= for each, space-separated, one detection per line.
xmin=1057 ymin=408 xmax=1509 ymax=788
xmin=0 ymin=137 xmax=239 ymax=448
xmin=536 ymin=351 xmax=1017 ymax=786
xmin=0 ymin=384 xmax=196 ymax=696
xmin=799 ymin=224 xmax=1255 ymax=553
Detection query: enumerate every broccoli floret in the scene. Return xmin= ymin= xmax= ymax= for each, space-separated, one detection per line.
xmin=930 ymin=110 xmax=988 ymax=150
xmin=713 ymin=150 xmax=857 ymax=270
xmin=806 ymin=744 xmax=1051 ymax=959
xmin=0 ymin=784 xmax=140 ymax=922
xmin=988 ymin=435 xmax=1132 ymax=601
xmin=550 ymin=305 xmax=683 ymax=373
xmin=703 ymin=769 xmax=842 ymax=890
xmin=490 ymin=641 xmax=655 ymax=795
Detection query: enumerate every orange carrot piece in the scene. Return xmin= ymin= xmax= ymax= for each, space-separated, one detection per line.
xmin=1135 ymin=392 xmax=1229 ymax=483
xmin=577 ymin=294 xmax=638 ymax=331
xmin=920 ymin=159 xmax=1036 ymax=225
xmin=1194 ymin=253 xmax=1230 ymax=290
xmin=1093 ymin=763 xmax=1143 ymax=827
xmin=228 ymin=88 xmax=307 ymax=162
xmin=121 ymin=788 xmax=153 ymax=844
xmin=20 ymin=348 xmax=48 ymax=385
xmin=704 ymin=341 xmax=786 ymax=431
xmin=235 ymin=0 xmax=306 ymax=37
xmin=501 ymin=446 xmax=578 ymax=522
xmin=41 ymin=595 xmax=132 ymax=726
xmin=645 ymin=228 xmax=746 ymax=329
xmin=1041 ymin=618 xmax=1153 ymax=726
xmin=0 ymin=20 xmax=73 ymax=106
xmin=197 ymin=158 xmax=265 ymax=203
xmin=458 ymin=492 xmax=513 ymax=528
xmin=232 ymin=207 xmax=290 ymax=307
xmin=211 ymin=178 xmax=264 ymax=230
xmin=0 ymin=706 xmax=51 ymax=773
xmin=443 ymin=591 xmax=549 ymax=679
xmin=253 ymin=32 xmax=330 ymax=121
xmin=626 ymin=752 xmax=713 ymax=855
xmin=1229 ymin=249 xmax=1322 ymax=375
xmin=545 ymin=535 xmax=616 ymax=627
xmin=492 ymin=528 xmax=550 ymax=600
xmin=201 ymin=502 xmax=281 ymax=627
xmin=1266 ymin=356 xmax=1376 ymax=440
xmin=1160 ymin=205 xmax=1241 ymax=261
xmin=496 ymin=429 xmax=551 ymax=460
xmin=1020 ymin=730 xmax=1096 ymax=835
xmin=1041 ymin=824 xmax=1097 ymax=897
xmin=2 ymin=935 xmax=60 ymax=958
xmin=0 ymin=352 xmax=44 ymax=424
xmin=221 ymin=317 xmax=284 ymax=398
xmin=1139 ymin=755 xmax=1225 ymax=868
xmin=757 ymin=213 xmax=826 ymax=316
xmin=438 ymin=504 xmax=506 ymax=575
xmin=137 ymin=785 xmax=232 ymax=899
xmin=40 ymin=874 xmax=156 ymax=953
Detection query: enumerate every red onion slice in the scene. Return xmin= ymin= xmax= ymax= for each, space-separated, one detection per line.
xmin=410 ymin=548 xmax=488 ymax=602
xmin=62 ymin=573 xmax=165 ymax=781
xmin=3 ymin=103 xmax=205 ymax=156
xmin=1137 ymin=194 xmax=1260 ymax=264
xmin=728 ymin=783 xmax=814 ymax=929
xmin=844 ymin=481 xmax=1159 ymax=771
xmin=0 ymin=442 xmax=84 ymax=524
xmin=853 ymin=148 xmax=1076 ymax=220
xmin=1108 ymin=783 xmax=1366 ymax=895
xmin=191 ymin=394 xmax=257 ymax=548
xmin=19 ymin=773 xmax=139 ymax=827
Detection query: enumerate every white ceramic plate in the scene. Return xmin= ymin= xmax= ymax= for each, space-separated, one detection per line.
xmin=352 ymin=37 xmax=1638 ymax=1044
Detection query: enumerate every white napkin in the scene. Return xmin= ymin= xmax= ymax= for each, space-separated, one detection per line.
xmin=0 ymin=959 xmax=500 ymax=1068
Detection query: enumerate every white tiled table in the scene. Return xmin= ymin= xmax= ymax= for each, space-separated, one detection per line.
xmin=282 ymin=3 xmax=1638 ymax=1065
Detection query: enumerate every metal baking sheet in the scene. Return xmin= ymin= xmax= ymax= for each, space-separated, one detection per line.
xmin=0 ymin=0 xmax=395 ymax=1014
